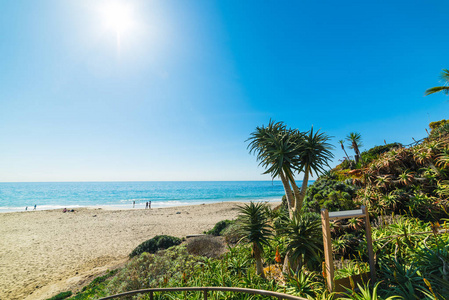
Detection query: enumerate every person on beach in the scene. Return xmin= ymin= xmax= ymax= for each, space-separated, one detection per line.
xmin=133 ymin=201 xmax=135 ymax=208
xmin=63 ymin=208 xmax=67 ymax=213
xmin=33 ymin=204 xmax=36 ymax=210
xmin=25 ymin=206 xmax=28 ymax=211
xmin=149 ymin=201 xmax=152 ymax=209
xmin=145 ymin=202 xmax=148 ymax=209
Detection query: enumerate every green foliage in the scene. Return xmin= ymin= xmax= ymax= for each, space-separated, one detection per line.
xmin=46 ymin=291 xmax=72 ymax=300
xmin=429 ymin=123 xmax=449 ymax=139
xmin=221 ymin=221 xmax=242 ymax=244
xmin=360 ymin=143 xmax=402 ymax=166
xmin=281 ymin=268 xmax=323 ymax=298
xmin=338 ymin=281 xmax=401 ymax=300
xmin=129 ymin=235 xmax=182 ymax=258
xmin=70 ymin=270 xmax=117 ymax=300
xmin=334 ymin=261 xmax=369 ymax=280
xmin=205 ymin=219 xmax=234 ymax=236
xmin=281 ymin=213 xmax=323 ymax=271
xmin=303 ymin=178 xmax=359 ymax=213
xmin=429 ymin=119 xmax=449 ymax=130
xmin=237 ymin=202 xmax=273 ymax=252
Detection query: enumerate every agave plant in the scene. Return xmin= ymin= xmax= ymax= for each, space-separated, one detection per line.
xmin=281 ymin=213 xmax=323 ymax=272
xmin=435 ymin=181 xmax=449 ymax=197
xmin=375 ymin=175 xmax=392 ymax=190
xmin=436 ymin=149 xmax=449 ymax=168
xmin=397 ymin=170 xmax=414 ymax=186
xmin=380 ymin=260 xmax=426 ymax=299
xmin=337 ymin=281 xmax=401 ymax=300
xmin=380 ymin=192 xmax=399 ymax=212
xmin=281 ymin=267 xmax=323 ymax=299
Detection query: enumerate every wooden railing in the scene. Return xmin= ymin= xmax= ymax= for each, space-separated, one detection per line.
xmin=98 ymin=287 xmax=308 ymax=300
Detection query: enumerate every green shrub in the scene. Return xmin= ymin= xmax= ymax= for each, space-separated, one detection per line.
xmin=303 ymin=178 xmax=359 ymax=213
xmin=222 ymin=221 xmax=243 ymax=244
xmin=205 ymin=219 xmax=234 ymax=236
xmin=360 ymin=143 xmax=402 ymax=165
xmin=429 ymin=119 xmax=449 ymax=130
xmin=129 ymin=235 xmax=181 ymax=258
xmin=46 ymin=291 xmax=72 ymax=300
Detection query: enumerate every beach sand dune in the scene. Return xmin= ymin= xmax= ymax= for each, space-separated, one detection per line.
xmin=0 ymin=202 xmax=257 ymax=300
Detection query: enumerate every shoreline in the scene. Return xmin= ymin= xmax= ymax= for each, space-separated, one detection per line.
xmin=0 ymin=201 xmax=280 ymax=300
xmin=0 ymin=197 xmax=283 ymax=213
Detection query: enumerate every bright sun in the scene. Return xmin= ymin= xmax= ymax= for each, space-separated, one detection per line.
xmin=101 ymin=1 xmax=136 ymax=34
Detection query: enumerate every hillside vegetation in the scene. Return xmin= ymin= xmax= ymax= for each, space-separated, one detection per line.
xmin=54 ymin=122 xmax=449 ymax=300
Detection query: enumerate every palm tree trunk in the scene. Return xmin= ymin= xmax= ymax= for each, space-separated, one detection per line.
xmin=340 ymin=143 xmax=351 ymax=161
xmin=290 ymin=179 xmax=301 ymax=214
xmin=353 ymin=142 xmax=360 ymax=164
xmin=296 ymin=165 xmax=310 ymax=212
xmin=279 ymin=170 xmax=295 ymax=218
xmin=254 ymin=245 xmax=265 ymax=278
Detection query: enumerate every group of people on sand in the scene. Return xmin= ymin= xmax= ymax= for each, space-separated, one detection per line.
xmin=62 ymin=208 xmax=75 ymax=213
xmin=25 ymin=205 xmax=37 ymax=211
xmin=132 ymin=200 xmax=152 ymax=209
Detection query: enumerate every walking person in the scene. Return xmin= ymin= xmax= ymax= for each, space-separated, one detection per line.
xmin=149 ymin=201 xmax=151 ymax=209
xmin=133 ymin=201 xmax=135 ymax=208
xmin=145 ymin=202 xmax=148 ymax=209
xmin=33 ymin=204 xmax=37 ymax=210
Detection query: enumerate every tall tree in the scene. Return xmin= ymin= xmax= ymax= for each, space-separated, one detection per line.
xmin=238 ymin=202 xmax=273 ymax=277
xmin=247 ymin=121 xmax=299 ymax=216
xmin=295 ymin=127 xmax=334 ymax=211
xmin=425 ymin=69 xmax=449 ymax=96
xmin=339 ymin=140 xmax=351 ymax=161
xmin=346 ymin=132 xmax=363 ymax=164
xmin=247 ymin=121 xmax=334 ymax=215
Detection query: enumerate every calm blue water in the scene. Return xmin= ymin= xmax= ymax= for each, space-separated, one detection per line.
xmin=0 ymin=181 xmax=287 ymax=212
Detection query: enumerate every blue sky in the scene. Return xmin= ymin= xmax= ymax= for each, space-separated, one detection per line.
xmin=1 ymin=0 xmax=449 ymax=182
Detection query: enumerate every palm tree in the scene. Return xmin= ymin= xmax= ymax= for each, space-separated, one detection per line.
xmin=238 ymin=202 xmax=273 ymax=277
xmin=346 ymin=132 xmax=363 ymax=164
xmin=295 ymin=127 xmax=334 ymax=211
xmin=339 ymin=139 xmax=351 ymax=161
xmin=247 ymin=121 xmax=299 ymax=215
xmin=425 ymin=69 xmax=449 ymax=96
xmin=247 ymin=121 xmax=334 ymax=215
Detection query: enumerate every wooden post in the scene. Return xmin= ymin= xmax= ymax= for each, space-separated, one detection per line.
xmin=361 ymin=206 xmax=376 ymax=282
xmin=204 ymin=289 xmax=208 ymax=300
xmin=150 ymin=291 xmax=153 ymax=300
xmin=321 ymin=208 xmax=334 ymax=292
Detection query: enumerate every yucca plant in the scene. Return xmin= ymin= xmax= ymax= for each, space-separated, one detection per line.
xmin=237 ymin=201 xmax=273 ymax=277
xmin=337 ymin=281 xmax=402 ymax=300
xmin=281 ymin=267 xmax=323 ymax=298
xmin=281 ymin=213 xmax=323 ymax=272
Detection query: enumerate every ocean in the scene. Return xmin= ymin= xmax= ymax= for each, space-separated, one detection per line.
xmin=0 ymin=181 xmax=287 ymax=213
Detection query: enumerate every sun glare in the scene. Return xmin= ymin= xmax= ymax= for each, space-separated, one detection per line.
xmin=101 ymin=2 xmax=135 ymax=33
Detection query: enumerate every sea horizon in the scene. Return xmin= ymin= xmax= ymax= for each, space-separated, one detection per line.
xmin=0 ymin=180 xmax=295 ymax=213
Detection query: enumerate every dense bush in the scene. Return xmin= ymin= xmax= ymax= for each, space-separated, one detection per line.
xmin=205 ymin=219 xmax=234 ymax=236
xmin=129 ymin=235 xmax=182 ymax=258
xmin=303 ymin=178 xmax=359 ymax=213
xmin=429 ymin=119 xmax=449 ymax=130
xmin=359 ymin=142 xmax=402 ymax=165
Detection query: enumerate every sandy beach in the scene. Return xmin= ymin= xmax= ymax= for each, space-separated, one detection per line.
xmin=0 ymin=202 xmax=265 ymax=300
